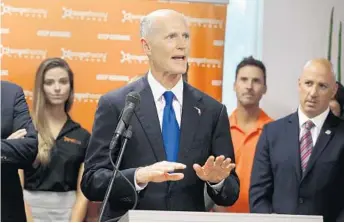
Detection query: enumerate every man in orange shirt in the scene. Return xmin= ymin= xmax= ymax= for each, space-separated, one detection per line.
xmin=213 ymin=56 xmax=273 ymax=213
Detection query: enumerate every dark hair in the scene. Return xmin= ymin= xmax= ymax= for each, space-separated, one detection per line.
xmin=335 ymin=81 xmax=344 ymax=117
xmin=235 ymin=56 xmax=266 ymax=85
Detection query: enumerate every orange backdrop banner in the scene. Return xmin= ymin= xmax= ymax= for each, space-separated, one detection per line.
xmin=1 ymin=0 xmax=227 ymax=220
xmin=1 ymin=0 xmax=227 ymax=132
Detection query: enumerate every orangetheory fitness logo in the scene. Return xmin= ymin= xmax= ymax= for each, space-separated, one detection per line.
xmin=1 ymin=70 xmax=9 ymax=76
xmin=37 ymin=30 xmax=71 ymax=38
xmin=213 ymin=40 xmax=224 ymax=46
xmin=62 ymin=7 xmax=108 ymax=21
xmin=63 ymin=136 xmax=81 ymax=145
xmin=186 ymin=16 xmax=223 ymax=29
xmin=120 ymin=51 xmax=148 ymax=64
xmin=96 ymin=74 xmax=130 ymax=82
xmin=188 ymin=57 xmax=222 ymax=68
xmin=97 ymin=33 xmax=131 ymax=41
xmin=0 ymin=28 xmax=10 ymax=35
xmin=74 ymin=93 xmax=102 ymax=103
xmin=0 ymin=3 xmax=48 ymax=18
xmin=0 ymin=45 xmax=47 ymax=59
xmin=211 ymin=80 xmax=222 ymax=86
xmin=121 ymin=10 xmax=144 ymax=23
xmin=61 ymin=48 xmax=107 ymax=62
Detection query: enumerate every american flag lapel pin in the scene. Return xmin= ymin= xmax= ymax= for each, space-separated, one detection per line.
xmin=194 ymin=106 xmax=201 ymax=116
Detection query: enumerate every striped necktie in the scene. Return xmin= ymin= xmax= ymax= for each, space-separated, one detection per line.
xmin=300 ymin=120 xmax=315 ymax=172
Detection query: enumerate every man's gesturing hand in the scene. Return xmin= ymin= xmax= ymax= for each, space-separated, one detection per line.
xmin=136 ymin=161 xmax=186 ymax=185
xmin=193 ymin=155 xmax=235 ymax=184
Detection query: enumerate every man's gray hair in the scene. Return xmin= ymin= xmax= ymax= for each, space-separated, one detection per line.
xmin=140 ymin=16 xmax=153 ymax=39
xmin=140 ymin=9 xmax=187 ymax=39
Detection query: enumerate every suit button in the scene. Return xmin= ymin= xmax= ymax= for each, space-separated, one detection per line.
xmin=299 ymin=198 xmax=304 ymax=204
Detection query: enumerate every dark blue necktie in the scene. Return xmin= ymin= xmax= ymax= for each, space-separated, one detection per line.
xmin=162 ymin=91 xmax=180 ymax=162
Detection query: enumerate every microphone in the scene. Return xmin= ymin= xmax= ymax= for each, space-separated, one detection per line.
xmin=109 ymin=91 xmax=141 ymax=151
xmin=98 ymin=91 xmax=140 ymax=222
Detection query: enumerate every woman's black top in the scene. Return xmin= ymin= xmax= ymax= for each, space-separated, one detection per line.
xmin=24 ymin=117 xmax=90 ymax=192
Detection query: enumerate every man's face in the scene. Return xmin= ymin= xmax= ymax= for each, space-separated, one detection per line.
xmin=234 ymin=65 xmax=266 ymax=107
xmin=142 ymin=14 xmax=190 ymax=76
xmin=298 ymin=62 xmax=337 ymax=118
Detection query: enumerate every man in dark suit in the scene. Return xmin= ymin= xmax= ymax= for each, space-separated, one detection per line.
xmin=249 ymin=59 xmax=344 ymax=221
xmin=81 ymin=9 xmax=239 ymax=220
xmin=1 ymin=80 xmax=38 ymax=221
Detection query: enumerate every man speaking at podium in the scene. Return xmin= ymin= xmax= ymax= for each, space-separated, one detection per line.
xmin=81 ymin=9 xmax=239 ymax=220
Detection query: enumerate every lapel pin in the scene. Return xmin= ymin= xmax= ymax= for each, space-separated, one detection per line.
xmin=325 ymin=130 xmax=331 ymax=135
xmin=194 ymin=106 xmax=201 ymax=116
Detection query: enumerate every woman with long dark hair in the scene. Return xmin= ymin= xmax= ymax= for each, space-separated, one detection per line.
xmin=19 ymin=58 xmax=90 ymax=221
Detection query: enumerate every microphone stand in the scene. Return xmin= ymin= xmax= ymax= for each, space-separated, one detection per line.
xmin=98 ymin=125 xmax=133 ymax=222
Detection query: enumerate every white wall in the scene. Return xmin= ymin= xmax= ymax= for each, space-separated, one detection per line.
xmin=222 ymin=0 xmax=264 ymax=115
xmin=261 ymin=0 xmax=344 ymax=119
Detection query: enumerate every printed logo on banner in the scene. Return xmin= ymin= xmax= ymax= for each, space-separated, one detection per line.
xmin=97 ymin=34 xmax=131 ymax=41
xmin=121 ymin=10 xmax=144 ymax=23
xmin=0 ymin=28 xmax=10 ymax=34
xmin=62 ymin=7 xmax=108 ymax=21
xmin=74 ymin=93 xmax=102 ymax=103
xmin=96 ymin=74 xmax=130 ymax=82
xmin=120 ymin=51 xmax=148 ymax=64
xmin=37 ymin=30 xmax=71 ymax=38
xmin=188 ymin=57 xmax=222 ymax=68
xmin=0 ymin=45 xmax=47 ymax=59
xmin=0 ymin=3 xmax=48 ymax=18
xmin=61 ymin=48 xmax=107 ymax=62
xmin=213 ymin=40 xmax=224 ymax=46
xmin=186 ymin=16 xmax=223 ymax=28
xmin=212 ymin=80 xmax=222 ymax=86
xmin=1 ymin=70 xmax=9 ymax=76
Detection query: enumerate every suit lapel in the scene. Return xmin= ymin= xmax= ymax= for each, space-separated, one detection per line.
xmin=287 ymin=112 xmax=302 ymax=182
xmin=302 ymin=112 xmax=338 ymax=180
xmin=134 ymin=76 xmax=166 ymax=162
xmin=169 ymin=84 xmax=202 ymax=192
xmin=177 ymin=84 xmax=203 ymax=164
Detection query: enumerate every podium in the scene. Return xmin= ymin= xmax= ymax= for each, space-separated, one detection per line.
xmin=119 ymin=210 xmax=323 ymax=222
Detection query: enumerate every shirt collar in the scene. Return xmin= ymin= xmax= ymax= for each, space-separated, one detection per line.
xmin=147 ymin=70 xmax=184 ymax=105
xmin=229 ymin=108 xmax=272 ymax=130
xmin=298 ymin=107 xmax=330 ymax=129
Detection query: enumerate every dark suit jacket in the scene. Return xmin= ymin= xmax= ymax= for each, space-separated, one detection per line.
xmin=249 ymin=111 xmax=344 ymax=222
xmin=81 ymin=76 xmax=239 ymax=220
xmin=1 ymin=81 xmax=38 ymax=222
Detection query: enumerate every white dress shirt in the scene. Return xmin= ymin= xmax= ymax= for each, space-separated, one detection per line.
xmin=148 ymin=70 xmax=183 ymax=129
xmin=135 ymin=71 xmax=223 ymax=191
xmin=298 ymin=107 xmax=330 ymax=145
